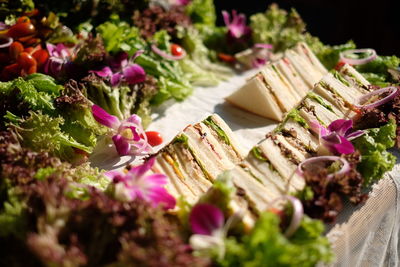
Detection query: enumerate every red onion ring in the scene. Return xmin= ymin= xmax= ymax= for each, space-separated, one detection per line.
xmin=253 ymin=43 xmax=273 ymax=50
xmin=151 ymin=44 xmax=186 ymax=61
xmin=297 ymin=156 xmax=350 ymax=179
xmin=339 ymin=48 xmax=377 ymax=65
xmin=0 ymin=35 xmax=13 ymax=49
xmin=354 ymin=86 xmax=399 ymax=109
xmin=269 ymin=195 xmax=304 ymax=238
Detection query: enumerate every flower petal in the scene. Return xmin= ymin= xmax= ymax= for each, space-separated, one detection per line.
xmin=126 ymin=114 xmax=142 ymax=125
xmin=189 ymin=203 xmax=224 ymax=236
xmin=328 ymin=119 xmax=353 ymax=136
xmin=110 ymin=52 xmax=129 ymax=69
xmin=346 ymin=130 xmax=365 ymax=140
xmin=309 ymin=120 xmax=328 ymax=136
xmin=93 ymin=66 xmax=113 ymax=78
xmin=123 ymin=64 xmax=146 ymax=84
xmin=112 ymin=134 xmax=131 ymax=156
xmin=222 ymin=10 xmax=230 ymax=27
xmin=145 ymin=173 xmax=168 ymax=187
xmin=321 ymin=132 xmax=341 ymax=144
xmin=104 ymin=170 xmax=123 ymax=180
xmin=110 ymin=73 xmax=122 ymax=87
xmin=91 ymin=105 xmax=120 ymax=129
xmin=129 ymin=157 xmax=155 ymax=178
xmin=332 ymin=136 xmax=355 ymax=155
xmin=146 ymin=186 xmax=176 ymax=209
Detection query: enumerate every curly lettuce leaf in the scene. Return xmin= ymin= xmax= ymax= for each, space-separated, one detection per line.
xmin=353 ymin=120 xmax=397 ymax=186
xmin=185 ymin=0 xmax=216 ymax=26
xmin=250 ymin=4 xmax=315 ymax=52
xmin=312 ymin=41 xmax=356 ymax=70
xmin=10 ymin=112 xmax=92 ymax=163
xmin=355 ymin=55 xmax=400 ymax=85
xmin=219 ymin=212 xmax=333 ymax=267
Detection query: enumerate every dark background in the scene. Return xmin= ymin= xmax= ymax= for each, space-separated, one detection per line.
xmin=215 ymin=0 xmax=400 ymax=56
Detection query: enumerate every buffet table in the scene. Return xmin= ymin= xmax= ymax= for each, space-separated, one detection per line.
xmin=90 ymin=70 xmax=400 ymax=266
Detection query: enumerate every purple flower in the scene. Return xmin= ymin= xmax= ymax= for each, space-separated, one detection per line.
xmin=310 ymin=119 xmax=364 ymax=155
xmin=189 ymin=204 xmax=226 ymax=257
xmin=91 ymin=104 xmax=152 ymax=156
xmin=222 ymin=10 xmax=251 ymax=41
xmin=105 ymin=157 xmax=176 ymax=209
xmin=44 ymin=43 xmax=74 ymax=78
xmin=169 ymin=0 xmax=190 ymax=6
xmin=190 ymin=204 xmax=225 ymax=236
xmin=92 ymin=51 xmax=146 ymax=87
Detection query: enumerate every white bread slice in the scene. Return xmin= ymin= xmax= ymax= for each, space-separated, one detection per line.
xmin=320 ymin=73 xmax=364 ymax=105
xmin=339 ymin=64 xmax=371 ymax=92
xmin=260 ymin=65 xmax=300 ymax=111
xmin=280 ymin=119 xmax=319 ymax=153
xmin=184 ymin=124 xmax=236 ymax=180
xmin=153 ymin=153 xmax=197 ymax=204
xmin=259 ymin=137 xmax=305 ymax=191
xmin=204 ymin=114 xmax=247 ymax=163
xmin=244 ymin=150 xmax=293 ymax=193
xmin=285 ymin=49 xmax=323 ymax=87
xmin=302 ymin=97 xmax=343 ymax=126
xmin=276 ymin=57 xmax=310 ymax=97
xmin=230 ymin=166 xmax=281 ymax=213
xmin=314 ymin=83 xmax=350 ymax=114
xmin=225 ymin=75 xmax=283 ymax=121
xmin=294 ymin=42 xmax=328 ymax=76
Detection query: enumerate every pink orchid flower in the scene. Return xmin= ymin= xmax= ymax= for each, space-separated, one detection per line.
xmin=189 ymin=203 xmax=226 ymax=257
xmin=169 ymin=0 xmax=190 ymax=6
xmin=222 ymin=10 xmax=251 ymax=41
xmin=45 ymin=43 xmax=74 ymax=78
xmin=105 ymin=157 xmax=176 ymax=209
xmin=91 ymin=104 xmax=152 ymax=156
xmin=92 ymin=51 xmax=146 ymax=87
xmin=309 ymin=119 xmax=364 ymax=155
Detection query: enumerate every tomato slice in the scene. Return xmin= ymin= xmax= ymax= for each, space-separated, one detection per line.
xmin=145 ymin=131 xmax=163 ymax=146
xmin=334 ymin=60 xmax=347 ymax=70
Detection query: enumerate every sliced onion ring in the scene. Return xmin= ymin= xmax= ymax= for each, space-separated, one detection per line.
xmin=253 ymin=43 xmax=273 ymax=50
xmin=339 ymin=48 xmax=377 ymax=65
xmin=354 ymin=86 xmax=399 ymax=109
xmin=297 ymin=156 xmax=350 ymax=180
xmin=0 ymin=35 xmax=13 ymax=49
xmin=269 ymin=195 xmax=304 ymax=238
xmin=151 ymin=44 xmax=186 ymax=60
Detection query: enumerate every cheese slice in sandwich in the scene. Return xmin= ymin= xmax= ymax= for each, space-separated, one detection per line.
xmin=202 ymin=114 xmax=246 ymax=164
xmin=258 ymin=135 xmax=306 ymax=191
xmin=294 ymin=42 xmax=328 ymax=76
xmin=276 ymin=57 xmax=310 ymax=97
xmin=225 ymin=75 xmax=283 ymax=121
xmin=338 ymin=64 xmax=371 ymax=93
xmin=260 ymin=64 xmax=301 ymax=111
